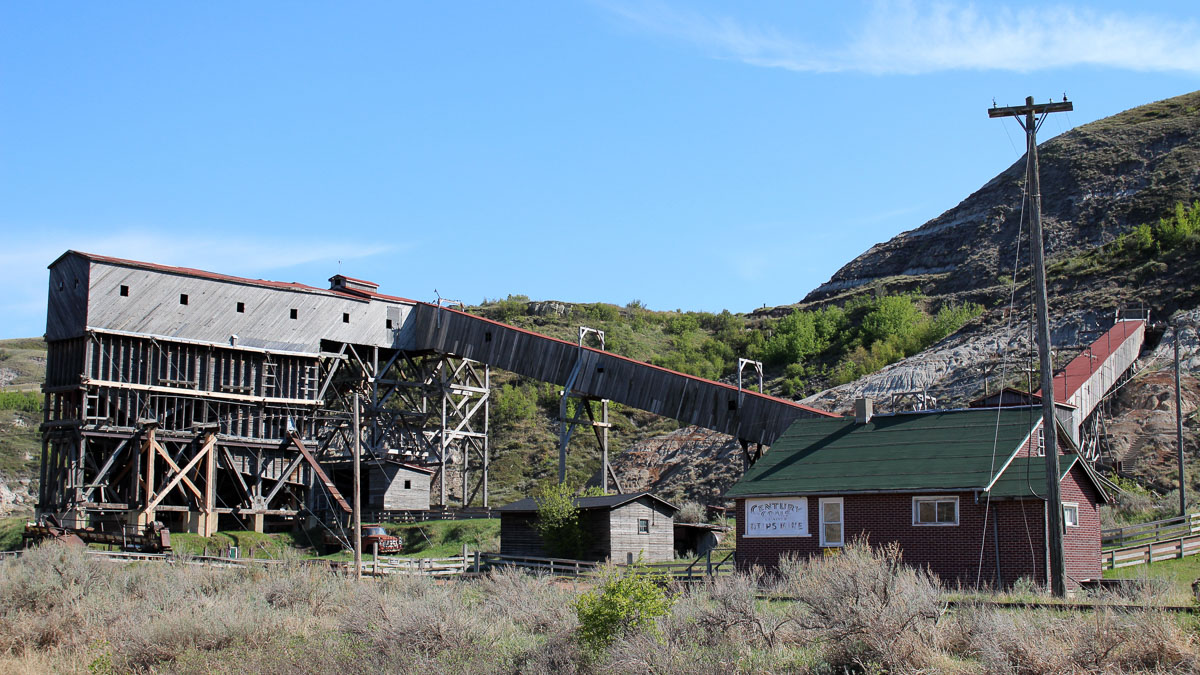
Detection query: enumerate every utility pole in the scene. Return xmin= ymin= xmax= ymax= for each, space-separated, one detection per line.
xmin=989 ymin=95 xmax=1072 ymax=597
xmin=353 ymin=392 xmax=362 ymax=579
xmin=1177 ymin=322 xmax=1186 ymax=516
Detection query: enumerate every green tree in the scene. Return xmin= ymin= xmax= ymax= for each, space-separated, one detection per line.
xmin=533 ymin=482 xmax=585 ymax=559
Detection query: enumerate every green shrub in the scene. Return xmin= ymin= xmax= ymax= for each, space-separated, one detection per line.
xmin=491 ymin=383 xmax=537 ymax=428
xmin=574 ymin=563 xmax=673 ymax=652
xmin=0 ymin=392 xmax=40 ymax=413
xmin=533 ymin=482 xmax=585 ymax=559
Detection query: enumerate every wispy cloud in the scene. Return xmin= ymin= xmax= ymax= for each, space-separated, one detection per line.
xmin=0 ymin=229 xmax=395 ymax=337
xmin=601 ymin=1 xmax=1200 ymax=75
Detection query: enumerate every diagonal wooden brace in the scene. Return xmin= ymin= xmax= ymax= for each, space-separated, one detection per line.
xmin=288 ymin=431 xmax=351 ymax=513
xmin=145 ymin=435 xmax=211 ymax=511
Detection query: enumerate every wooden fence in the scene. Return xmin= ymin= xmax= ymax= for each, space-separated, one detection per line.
xmin=1101 ymin=513 xmax=1200 ymax=550
xmin=481 ymin=549 xmax=736 ymax=580
xmin=1101 ymin=533 xmax=1200 ymax=571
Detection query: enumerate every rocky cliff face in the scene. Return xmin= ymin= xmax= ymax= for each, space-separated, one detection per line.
xmin=806 ymin=91 xmax=1200 ymax=305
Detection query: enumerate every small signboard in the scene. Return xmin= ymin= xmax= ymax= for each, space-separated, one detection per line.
xmin=745 ymin=497 xmax=809 ymax=537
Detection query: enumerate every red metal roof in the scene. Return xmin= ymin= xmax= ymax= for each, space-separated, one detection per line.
xmin=58 ymin=250 xmax=417 ymax=303
xmin=1036 ymin=320 xmax=1145 ymax=402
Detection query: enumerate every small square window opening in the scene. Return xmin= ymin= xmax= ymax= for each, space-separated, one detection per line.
xmin=637 ymin=518 xmax=649 ymax=534
xmin=289 ymin=308 xmax=298 ymax=320
xmin=404 ymin=480 xmax=412 ymax=490
xmin=386 ymin=319 xmax=393 ymax=329
xmin=180 ymin=294 xmax=188 ymax=306
xmin=236 ymin=302 xmax=245 ymax=313
xmin=1063 ymin=503 xmax=1079 ymax=528
xmin=119 ymin=285 xmax=129 ymax=297
xmin=343 ymin=312 xmax=350 ymax=323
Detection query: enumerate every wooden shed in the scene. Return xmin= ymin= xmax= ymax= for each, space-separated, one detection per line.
xmin=497 ymin=493 xmax=678 ymax=563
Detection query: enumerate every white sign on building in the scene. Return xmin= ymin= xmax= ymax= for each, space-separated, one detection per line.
xmin=745 ymin=497 xmax=809 ymax=537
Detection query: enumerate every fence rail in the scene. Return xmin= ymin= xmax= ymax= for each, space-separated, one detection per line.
xmin=1101 ymin=513 xmax=1200 ymax=550
xmin=1101 ymin=533 xmax=1200 ymax=571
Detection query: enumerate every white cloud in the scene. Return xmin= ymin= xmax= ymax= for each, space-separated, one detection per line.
xmin=0 ymin=229 xmax=395 ymax=338
xmin=602 ymin=1 xmax=1200 ymax=75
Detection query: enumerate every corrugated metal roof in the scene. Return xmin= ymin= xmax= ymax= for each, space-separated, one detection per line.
xmin=496 ymin=492 xmax=678 ymax=513
xmin=1036 ymin=320 xmax=1145 ymax=402
xmin=726 ymin=408 xmax=1040 ymax=497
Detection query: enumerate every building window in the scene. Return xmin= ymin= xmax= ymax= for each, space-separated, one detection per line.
xmin=913 ymin=496 xmax=958 ymax=526
xmin=386 ymin=319 xmax=393 ymax=329
xmin=290 ymin=308 xmax=298 ymax=320
xmin=1063 ymin=502 xmax=1079 ymax=528
xmin=180 ymin=294 xmax=188 ymax=306
xmin=637 ymin=518 xmax=649 ymax=534
xmin=119 ymin=285 xmax=129 ymax=297
xmin=819 ymin=497 xmax=843 ymax=547
xmin=343 ymin=312 xmax=350 ymax=323
xmin=404 ymin=480 xmax=411 ymax=490
xmin=236 ymin=302 xmax=245 ymax=313
xmin=1035 ymin=427 xmax=1045 ymax=456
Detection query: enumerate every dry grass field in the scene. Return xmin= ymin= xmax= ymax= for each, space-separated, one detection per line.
xmin=0 ymin=541 xmax=1198 ymax=674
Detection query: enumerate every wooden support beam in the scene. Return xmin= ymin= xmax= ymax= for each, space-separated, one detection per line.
xmin=145 ymin=435 xmax=210 ymax=510
xmin=288 ymin=431 xmax=352 ymax=513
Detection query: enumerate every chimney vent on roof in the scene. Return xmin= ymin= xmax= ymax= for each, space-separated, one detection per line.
xmin=854 ymin=397 xmax=873 ymax=425
xmin=329 ymin=274 xmax=380 ymax=295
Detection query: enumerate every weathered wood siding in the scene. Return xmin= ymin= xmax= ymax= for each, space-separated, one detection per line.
xmin=500 ymin=513 xmax=545 ymax=557
xmin=47 ymin=253 xmax=90 ymax=341
xmin=407 ymin=304 xmax=834 ymax=445
xmin=369 ymin=464 xmax=431 ymax=511
xmin=72 ymin=254 xmax=417 ymax=353
xmin=608 ymin=499 xmax=675 ymax=563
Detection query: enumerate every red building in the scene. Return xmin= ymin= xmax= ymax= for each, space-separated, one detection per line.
xmin=726 ymin=405 xmax=1108 ymax=589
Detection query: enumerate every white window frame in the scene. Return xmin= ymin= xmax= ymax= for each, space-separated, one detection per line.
xmin=818 ymin=497 xmax=844 ymax=547
xmin=1035 ymin=427 xmax=1045 ymax=457
xmin=637 ymin=518 xmax=650 ymax=535
xmin=912 ymin=496 xmax=959 ymax=526
xmin=1062 ymin=502 xmax=1079 ymax=528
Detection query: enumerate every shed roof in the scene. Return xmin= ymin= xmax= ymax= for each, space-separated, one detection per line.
xmin=496 ymin=492 xmax=678 ymax=514
xmin=726 ymin=407 xmax=1098 ymax=498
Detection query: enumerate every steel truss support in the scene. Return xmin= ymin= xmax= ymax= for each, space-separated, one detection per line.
xmin=326 ymin=346 xmax=491 ymax=508
xmin=558 ymin=327 xmax=622 ymax=494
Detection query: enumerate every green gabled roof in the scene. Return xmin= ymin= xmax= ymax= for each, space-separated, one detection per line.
xmin=986 ymin=453 xmax=1109 ymax=502
xmin=985 ymin=454 xmax=1077 ymax=498
xmin=726 ymin=408 xmax=1042 ymax=498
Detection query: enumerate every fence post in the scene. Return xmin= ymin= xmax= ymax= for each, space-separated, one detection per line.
xmin=473 ymin=550 xmax=480 ymax=574
xmin=462 ymin=544 xmax=468 ymax=574
xmin=549 ymin=559 xmax=555 ymax=575
xmin=373 ymin=542 xmax=379 ymax=577
xmin=706 ymin=550 xmax=712 ymax=578
xmin=1146 ymin=544 xmax=1152 ymax=566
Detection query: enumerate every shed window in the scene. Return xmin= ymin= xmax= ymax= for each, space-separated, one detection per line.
xmin=343 ymin=312 xmax=350 ymax=323
xmin=119 ymin=285 xmax=129 ymax=297
xmin=913 ymin=496 xmax=958 ymax=526
xmin=819 ymin=497 xmax=844 ymax=547
xmin=386 ymin=319 xmax=393 ymax=329
xmin=404 ymin=480 xmax=411 ymax=490
xmin=180 ymin=294 xmax=188 ymax=306
xmin=1063 ymin=502 xmax=1079 ymax=528
xmin=290 ymin=308 xmax=298 ymax=320
xmin=236 ymin=302 xmax=245 ymax=313
xmin=637 ymin=518 xmax=649 ymax=535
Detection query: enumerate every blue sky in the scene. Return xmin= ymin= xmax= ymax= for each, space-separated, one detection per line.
xmin=2 ymin=1 xmax=1198 ymax=339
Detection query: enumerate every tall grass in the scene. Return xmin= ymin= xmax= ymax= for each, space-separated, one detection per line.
xmin=1 ymin=541 xmax=1196 ymax=673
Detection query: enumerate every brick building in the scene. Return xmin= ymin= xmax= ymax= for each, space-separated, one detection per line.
xmin=727 ymin=405 xmax=1108 ymax=589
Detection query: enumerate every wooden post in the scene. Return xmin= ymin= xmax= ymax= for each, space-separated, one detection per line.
xmin=1177 ymin=325 xmax=1187 ymax=516
xmin=989 ymin=95 xmax=1073 ymax=598
xmin=353 ymin=393 xmax=362 ymax=580
xmin=372 ymin=541 xmax=379 ymax=577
